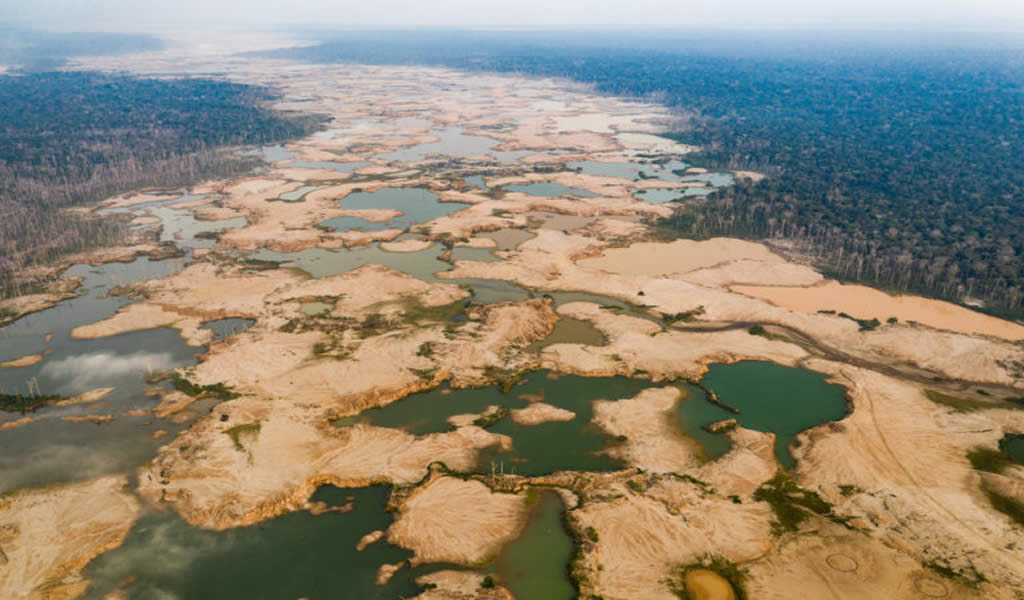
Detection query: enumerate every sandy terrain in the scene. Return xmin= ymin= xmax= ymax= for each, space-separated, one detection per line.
xmin=388 ymin=476 xmax=527 ymax=565
xmin=0 ymin=285 xmax=79 ymax=326
xmin=71 ymin=303 xmax=210 ymax=346
xmin=0 ymin=476 xmax=140 ymax=600
xmin=380 ymin=238 xmax=435 ymax=253
xmin=0 ymin=416 xmax=35 ymax=431
xmin=414 ymin=570 xmax=514 ymax=600
xmin=442 ymin=230 xmax=1024 ymax=385
xmin=789 ymin=359 xmax=1024 ymax=593
xmin=578 ymin=238 xmax=785 ymax=276
xmin=544 ymin=302 xmax=807 ymax=380
xmin=743 ymin=523 xmax=985 ymax=599
xmin=0 ymin=353 xmax=45 ymax=368
xmin=593 ymin=387 xmax=700 ymax=472
xmin=508 ymin=402 xmax=576 ymax=425
xmin=734 ymin=280 xmax=1024 ymax=341
xmin=571 ymin=474 xmax=774 ymax=600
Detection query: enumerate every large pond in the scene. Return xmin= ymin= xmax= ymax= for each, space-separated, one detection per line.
xmin=0 ymin=257 xmax=205 ymax=491
xmin=497 ymin=490 xmax=575 ymax=600
xmin=252 ymin=243 xmax=451 ymax=283
xmin=82 ymin=485 xmax=436 ymax=599
xmin=335 ymin=370 xmax=663 ymax=476
xmin=320 ymin=187 xmax=470 ymax=232
xmin=679 ymin=361 xmax=849 ymax=468
xmin=378 ymin=127 xmax=527 ymax=163
xmin=200 ymin=318 xmax=255 ymax=342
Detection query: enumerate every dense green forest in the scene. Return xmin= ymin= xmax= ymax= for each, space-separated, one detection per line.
xmin=270 ymin=31 xmax=1024 ymax=319
xmin=0 ymin=72 xmax=324 ymax=296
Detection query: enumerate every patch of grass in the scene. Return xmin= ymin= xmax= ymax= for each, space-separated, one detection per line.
xmin=482 ymin=366 xmax=524 ymax=393
xmin=747 ymin=324 xmax=787 ymax=342
xmin=662 ymin=305 xmax=705 ymax=325
xmin=0 ymin=392 xmax=64 ymax=413
xmin=967 ymin=446 xmax=1010 ymax=474
xmin=585 ymin=526 xmax=600 ymax=542
xmin=837 ymin=312 xmax=881 ymax=331
xmin=983 ymin=486 xmax=1024 ymax=526
xmin=473 ymin=407 xmax=509 ymax=428
xmin=402 ymin=298 xmax=469 ymax=325
xmin=924 ymin=389 xmax=1017 ymax=413
xmin=224 ymin=421 xmax=261 ymax=451
xmin=753 ymin=472 xmax=835 ymax=534
xmin=626 ymin=479 xmax=645 ymax=493
xmin=480 ymin=575 xmax=496 ymax=589
xmin=416 ymin=341 xmax=436 ymax=357
xmin=838 ymin=484 xmax=862 ymax=497
xmin=173 ymin=377 xmax=239 ymax=400
xmin=359 ymin=312 xmax=390 ymax=336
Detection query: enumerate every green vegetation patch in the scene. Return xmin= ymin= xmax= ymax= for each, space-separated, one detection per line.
xmin=473 ymin=407 xmax=510 ymax=429
xmin=983 ymin=486 xmax=1024 ymax=526
xmin=966 ymin=447 xmax=1011 ymax=474
xmin=924 ymin=389 xmax=1021 ymax=413
xmin=173 ymin=377 xmax=240 ymax=400
xmin=0 ymin=392 xmax=65 ymax=413
xmin=753 ymin=472 xmax=835 ymax=534
xmin=662 ymin=306 xmax=705 ymax=325
xmin=401 ymin=298 xmax=470 ymax=325
xmin=224 ymin=421 xmax=262 ymax=452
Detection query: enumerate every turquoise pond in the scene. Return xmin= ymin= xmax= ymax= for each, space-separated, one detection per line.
xmin=695 ymin=361 xmax=849 ymax=468
xmin=320 ymin=187 xmax=470 ymax=232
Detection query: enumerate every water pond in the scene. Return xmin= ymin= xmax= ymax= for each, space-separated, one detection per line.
xmin=497 ymin=490 xmax=575 ymax=600
xmin=336 ymin=370 xmax=663 ymax=476
xmin=252 ymin=243 xmax=451 ymax=283
xmin=0 ymin=262 xmax=205 ymax=491
xmin=82 ymin=485 xmax=437 ymax=600
xmin=320 ymin=187 xmax=469 ymax=232
xmin=464 ymin=175 xmax=489 ymax=190
xmin=378 ymin=127 xmax=503 ymax=163
xmin=200 ymin=318 xmax=255 ymax=342
xmin=687 ymin=361 xmax=849 ymax=468
xmin=526 ymin=316 xmax=606 ymax=353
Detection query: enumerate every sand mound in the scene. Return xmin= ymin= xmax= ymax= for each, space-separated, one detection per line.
xmin=388 ymin=477 xmax=527 ymax=565
xmin=733 ymin=280 xmax=1024 ymax=341
xmin=578 ymin=238 xmax=784 ymax=276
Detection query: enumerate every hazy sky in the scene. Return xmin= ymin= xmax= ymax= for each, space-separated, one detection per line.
xmin=4 ymin=0 xmax=1024 ymax=30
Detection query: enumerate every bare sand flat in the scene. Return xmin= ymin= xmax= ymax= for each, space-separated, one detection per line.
xmin=578 ymin=238 xmax=785 ymax=276
xmin=733 ymin=280 xmax=1024 ymax=341
xmin=508 ymin=402 xmax=575 ymax=425
xmin=387 ymin=477 xmax=527 ymax=565
xmin=0 ymin=475 xmax=140 ymax=599
xmin=0 ymin=353 xmax=45 ymax=368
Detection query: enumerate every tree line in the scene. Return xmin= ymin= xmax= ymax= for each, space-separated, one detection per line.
xmin=0 ymin=71 xmax=324 ymax=297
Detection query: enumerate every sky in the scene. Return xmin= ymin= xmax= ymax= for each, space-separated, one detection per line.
xmin=4 ymin=0 xmax=1024 ymax=31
